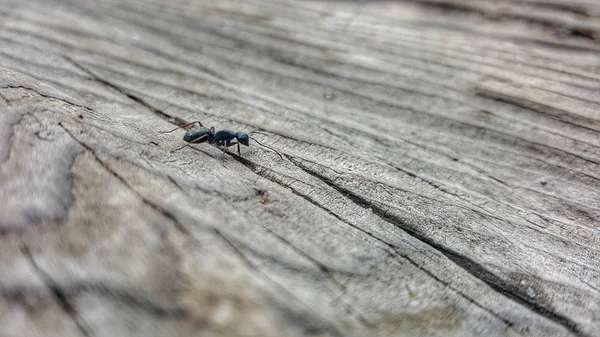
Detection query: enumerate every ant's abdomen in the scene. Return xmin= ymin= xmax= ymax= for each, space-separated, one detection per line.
xmin=184 ymin=127 xmax=212 ymax=143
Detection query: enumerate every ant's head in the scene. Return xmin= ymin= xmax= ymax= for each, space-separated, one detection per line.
xmin=237 ymin=132 xmax=250 ymax=146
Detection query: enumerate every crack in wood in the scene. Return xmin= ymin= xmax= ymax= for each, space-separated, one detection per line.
xmin=289 ymin=158 xmax=586 ymax=336
xmin=476 ymin=89 xmax=600 ymax=134
xmin=81 ymin=52 xmax=600 ymax=192
xmin=59 ymin=122 xmax=191 ymax=236
xmin=225 ymin=154 xmax=380 ymax=328
xmin=0 ymin=84 xmax=93 ymax=112
xmin=403 ymin=0 xmax=598 ymax=41
xmin=1 ymin=282 xmax=187 ymax=319
xmin=2 ymin=1 xmax=598 ymax=335
xmin=56 ymin=120 xmax=351 ymax=335
xmin=1 ymin=58 xmax=592 ymax=332
xmin=9 ymin=26 xmax=595 ymax=201
xmin=53 ymin=20 xmax=600 ymax=182
xmin=209 ymin=223 xmax=350 ymax=336
xmin=292 ymin=153 xmax=600 ymax=264
xmin=21 ymin=245 xmax=95 ymax=337
xmin=63 ymin=56 xmax=187 ymax=126
xmin=226 ymin=150 xmax=529 ymax=332
xmin=254 ymin=132 xmax=557 ymax=239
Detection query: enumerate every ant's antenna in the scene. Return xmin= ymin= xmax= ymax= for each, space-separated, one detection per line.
xmin=250 ymin=136 xmax=284 ymax=160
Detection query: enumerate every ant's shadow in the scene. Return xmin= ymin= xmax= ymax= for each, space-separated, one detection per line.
xmin=171 ymin=144 xmax=242 ymax=167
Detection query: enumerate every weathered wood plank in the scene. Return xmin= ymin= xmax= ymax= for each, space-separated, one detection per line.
xmin=1 ymin=0 xmax=599 ymax=336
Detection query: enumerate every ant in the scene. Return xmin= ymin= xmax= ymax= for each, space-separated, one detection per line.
xmin=165 ymin=121 xmax=283 ymax=158
xmin=165 ymin=120 xmax=248 ymax=155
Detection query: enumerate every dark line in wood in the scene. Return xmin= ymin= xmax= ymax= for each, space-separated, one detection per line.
xmin=0 ymin=30 xmax=341 ymax=151
xmin=127 ymin=0 xmax=600 ymax=89
xmin=21 ymin=245 xmax=95 ymax=337
xmin=269 ymin=151 xmax=600 ymax=258
xmin=7 ymin=0 xmax=596 ymax=240
xmin=226 ymin=151 xmax=526 ymax=331
xmin=293 ymin=153 xmax=507 ymax=220
xmin=58 ymin=119 xmax=350 ymax=334
xmin=576 ymin=277 xmax=600 ymax=294
xmin=247 ymin=0 xmax=600 ymax=68
xmin=512 ymin=35 xmax=600 ymax=53
xmin=71 ymin=6 xmax=600 ymax=157
xmin=18 ymin=5 xmax=227 ymax=81
xmin=525 ymin=1 xmax=592 ymax=17
xmin=289 ymin=159 xmax=586 ymax=336
xmin=172 ymin=162 xmax=372 ymax=279
xmin=534 ymin=85 xmax=600 ymax=107
xmin=1 ymin=282 xmax=188 ymax=318
xmin=477 ymin=108 xmax=600 ymax=151
xmin=183 ymin=47 xmax=600 ymax=170
xmin=242 ymin=216 xmax=376 ymax=327
xmin=401 ymin=17 xmax=600 ymax=54
xmin=10 ymin=0 xmax=598 ymax=105
xmin=63 ymin=56 xmax=188 ymax=126
xmin=7 ymin=9 xmax=599 ymax=180
xmin=29 ymin=54 xmax=600 ymax=232
xmin=233 ymin=155 xmax=400 ymax=252
xmin=59 ymin=122 xmax=191 ymax=237
xmin=217 ymin=156 xmax=381 ymax=329
xmin=58 ymin=55 xmax=347 ymax=150
xmin=403 ymin=0 xmax=599 ymax=42
xmin=228 ymin=233 xmax=368 ymax=277
xmin=76 ymin=54 xmax=599 ymax=231
xmin=209 ymin=224 xmax=350 ymax=336
xmin=0 ymin=84 xmax=93 ymax=112
xmin=477 ymin=90 xmax=600 ymax=133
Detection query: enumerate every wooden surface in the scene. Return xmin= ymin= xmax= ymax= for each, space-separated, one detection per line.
xmin=1 ymin=0 xmax=600 ymax=336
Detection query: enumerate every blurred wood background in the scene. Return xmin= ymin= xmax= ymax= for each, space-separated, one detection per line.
xmin=1 ymin=0 xmax=599 ymax=336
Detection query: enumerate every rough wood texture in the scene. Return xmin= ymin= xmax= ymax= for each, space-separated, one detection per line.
xmin=1 ymin=0 xmax=599 ymax=336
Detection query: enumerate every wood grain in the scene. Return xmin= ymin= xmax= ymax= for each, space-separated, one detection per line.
xmin=1 ymin=0 xmax=599 ymax=336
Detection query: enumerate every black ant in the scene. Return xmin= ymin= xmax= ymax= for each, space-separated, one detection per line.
xmin=165 ymin=121 xmax=282 ymax=158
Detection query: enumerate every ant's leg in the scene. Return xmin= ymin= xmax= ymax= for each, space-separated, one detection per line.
xmin=216 ymin=140 xmax=229 ymax=153
xmin=170 ymin=145 xmax=188 ymax=153
xmin=212 ymin=140 xmax=222 ymax=150
xmin=189 ymin=134 xmax=209 ymax=144
xmin=180 ymin=121 xmax=205 ymax=128
xmin=163 ymin=121 xmax=205 ymax=133
xmin=223 ymin=141 xmax=239 ymax=155
xmin=172 ymin=134 xmax=208 ymax=152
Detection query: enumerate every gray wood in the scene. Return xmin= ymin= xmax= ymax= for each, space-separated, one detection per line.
xmin=1 ymin=0 xmax=599 ymax=336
